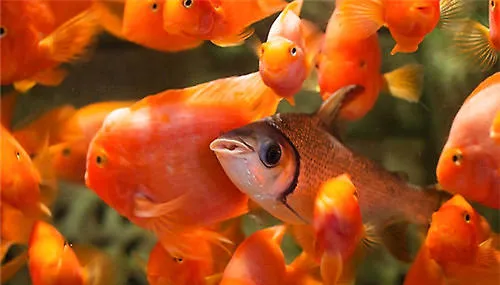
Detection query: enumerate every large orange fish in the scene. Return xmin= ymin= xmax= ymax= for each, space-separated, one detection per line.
xmin=492 ymin=110 xmax=500 ymax=144
xmin=404 ymin=195 xmax=499 ymax=285
xmin=85 ymin=72 xmax=280 ymax=258
xmin=317 ymin=11 xmax=424 ymax=121
xmin=335 ymin=0 xmax=460 ymax=54
xmin=436 ymin=72 xmax=500 ymax=209
xmin=257 ymin=0 xmax=323 ymax=104
xmin=445 ymin=0 xmax=499 ymax=71
xmin=28 ymin=221 xmax=115 ymax=285
xmin=0 ymin=1 xmax=100 ymax=93
xmin=163 ymin=0 xmax=288 ymax=47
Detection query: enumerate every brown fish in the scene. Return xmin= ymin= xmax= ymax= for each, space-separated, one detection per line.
xmin=210 ymin=86 xmax=450 ymax=258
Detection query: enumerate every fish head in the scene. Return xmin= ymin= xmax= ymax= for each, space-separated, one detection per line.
xmin=426 ymin=195 xmax=480 ymax=265
xmin=122 ymin=0 xmax=166 ymax=40
xmin=259 ymin=38 xmax=307 ymax=97
xmin=163 ymin=0 xmax=218 ymax=37
xmin=49 ymin=141 xmax=88 ymax=183
xmin=436 ymin=144 xmax=496 ymax=205
xmin=210 ymin=119 xmax=305 ymax=224
xmin=385 ymin=0 xmax=440 ymax=37
xmin=490 ymin=0 xmax=500 ymax=47
xmin=313 ymin=174 xmax=364 ymax=259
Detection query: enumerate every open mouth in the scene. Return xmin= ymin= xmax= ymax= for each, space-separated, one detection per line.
xmin=210 ymin=137 xmax=254 ymax=155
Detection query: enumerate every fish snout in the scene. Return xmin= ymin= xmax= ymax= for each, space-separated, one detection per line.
xmin=210 ymin=138 xmax=255 ymax=155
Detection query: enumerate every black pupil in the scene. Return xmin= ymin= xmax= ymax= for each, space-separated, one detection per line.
xmin=151 ymin=2 xmax=158 ymax=10
xmin=174 ymin=257 xmax=183 ymax=263
xmin=96 ymin=156 xmax=103 ymax=164
xmin=464 ymin=213 xmax=470 ymax=222
xmin=265 ymin=144 xmax=281 ymax=166
xmin=291 ymin=47 xmax=297 ymax=55
xmin=492 ymin=0 xmax=495 ymax=7
xmin=15 ymin=151 xmax=20 ymax=160
xmin=0 ymin=27 xmax=5 ymax=37
xmin=452 ymin=153 xmax=461 ymax=163
xmin=184 ymin=0 xmax=192 ymax=7
xmin=62 ymin=148 xmax=71 ymax=156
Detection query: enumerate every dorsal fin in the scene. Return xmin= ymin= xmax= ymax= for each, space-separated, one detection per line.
xmin=316 ymin=85 xmax=363 ymax=130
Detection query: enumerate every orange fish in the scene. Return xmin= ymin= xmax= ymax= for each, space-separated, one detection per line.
xmin=257 ymin=0 xmax=323 ymax=104
xmin=335 ymin=0 xmax=459 ymax=54
xmin=313 ymin=174 xmax=377 ymax=285
xmin=220 ymin=225 xmax=287 ymax=285
xmin=445 ymin=0 xmax=499 ymax=71
xmin=85 ymin=72 xmax=280 ymax=258
xmin=492 ymin=110 xmax=500 ymax=143
xmin=317 ymin=11 xmax=424 ymax=121
xmin=163 ymin=0 xmax=287 ymax=47
xmin=28 ymin=221 xmax=114 ymax=285
xmin=1 ymin=202 xmax=38 ymax=260
xmin=404 ymin=195 xmax=500 ymax=285
xmin=436 ymin=72 xmax=500 ymax=209
xmin=0 ymin=1 xmax=100 ymax=93
xmin=43 ymin=0 xmax=93 ymax=28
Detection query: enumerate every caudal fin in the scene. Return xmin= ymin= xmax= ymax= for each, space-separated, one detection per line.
xmin=39 ymin=8 xmax=101 ymax=63
xmin=382 ymin=64 xmax=424 ymax=103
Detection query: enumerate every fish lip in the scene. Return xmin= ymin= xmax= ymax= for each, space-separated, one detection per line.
xmin=209 ymin=137 xmax=254 ymax=155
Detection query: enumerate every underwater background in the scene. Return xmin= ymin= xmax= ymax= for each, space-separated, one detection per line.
xmin=4 ymin=0 xmax=499 ymax=284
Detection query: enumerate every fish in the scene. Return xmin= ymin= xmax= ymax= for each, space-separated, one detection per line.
xmin=313 ymin=174 xmax=378 ymax=285
xmin=0 ymin=1 xmax=100 ymax=93
xmin=257 ymin=0 xmax=323 ymax=104
xmin=28 ymin=221 xmax=115 ymax=285
xmin=317 ymin=11 xmax=424 ymax=121
xmin=491 ymin=110 xmax=500 ymax=144
xmin=210 ymin=85 xmax=451 ymax=259
xmin=163 ymin=0 xmax=288 ymax=47
xmin=119 ymin=0 xmax=203 ymax=52
xmin=85 ymin=72 xmax=280 ymax=259
xmin=220 ymin=225 xmax=288 ymax=285
xmin=444 ymin=0 xmax=499 ymax=71
xmin=436 ymin=72 xmax=500 ymax=209
xmin=1 ymin=202 xmax=39 ymax=260
xmin=335 ymin=0 xmax=463 ymax=54
xmin=404 ymin=195 xmax=500 ymax=285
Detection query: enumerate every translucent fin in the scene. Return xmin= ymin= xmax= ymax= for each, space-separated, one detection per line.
xmin=246 ymin=33 xmax=263 ymax=58
xmin=205 ymin=273 xmax=224 ymax=285
xmin=13 ymin=80 xmax=37 ymax=93
xmin=491 ymin=111 xmax=500 ymax=143
xmin=320 ymin=252 xmax=343 ymax=285
xmin=39 ymin=8 xmax=101 ymax=63
xmin=380 ymin=220 xmax=413 ymax=263
xmin=361 ymin=224 xmax=380 ymax=250
xmin=438 ymin=0 xmax=468 ymax=30
xmin=288 ymin=251 xmax=319 ymax=274
xmin=32 ymin=135 xmax=58 ymax=207
xmin=91 ymin=0 xmax=125 ymax=39
xmin=336 ymin=0 xmax=384 ymax=39
xmin=0 ymin=90 xmax=18 ymax=129
xmin=382 ymin=64 xmax=424 ymax=103
xmin=134 ymin=194 xmax=188 ymax=219
xmin=476 ymin=239 xmax=500 ymax=269
xmin=282 ymin=0 xmax=303 ymax=20
xmin=211 ymin=27 xmax=255 ymax=47
xmin=451 ymin=20 xmax=498 ymax=71
xmin=31 ymin=67 xmax=68 ymax=87
xmin=290 ymin=225 xmax=319 ymax=260
xmin=1 ymin=250 xmax=28 ymax=283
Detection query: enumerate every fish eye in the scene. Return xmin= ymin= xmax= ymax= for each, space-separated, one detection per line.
xmin=62 ymin=148 xmax=71 ymax=156
xmin=183 ymin=0 xmax=193 ymax=8
xmin=150 ymin=1 xmax=158 ymax=11
xmin=63 ymin=240 xmax=73 ymax=248
xmin=259 ymin=141 xmax=282 ymax=168
xmin=451 ymin=152 xmax=463 ymax=166
xmin=290 ymin=46 xmax=297 ymax=56
xmin=96 ymin=154 xmax=107 ymax=168
xmin=173 ymin=257 xmax=184 ymax=263
xmin=15 ymin=151 xmax=21 ymax=160
xmin=464 ymin=212 xmax=471 ymax=223
xmin=0 ymin=26 xmax=6 ymax=38
xmin=491 ymin=0 xmax=495 ymax=8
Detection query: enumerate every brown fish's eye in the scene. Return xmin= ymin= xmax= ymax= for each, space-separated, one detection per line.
xmin=0 ymin=26 xmax=6 ymax=38
xmin=451 ymin=152 xmax=463 ymax=166
xmin=183 ymin=0 xmax=193 ymax=8
xmin=96 ymin=155 xmax=107 ymax=167
xmin=290 ymin=46 xmax=297 ymax=56
xmin=491 ymin=0 xmax=495 ymax=8
xmin=151 ymin=1 xmax=158 ymax=11
xmin=62 ymin=148 xmax=71 ymax=156
xmin=259 ymin=141 xmax=282 ymax=168
xmin=464 ymin=212 xmax=471 ymax=223
xmin=173 ymin=257 xmax=184 ymax=263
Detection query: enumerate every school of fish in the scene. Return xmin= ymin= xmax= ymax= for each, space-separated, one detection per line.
xmin=0 ymin=0 xmax=498 ymax=284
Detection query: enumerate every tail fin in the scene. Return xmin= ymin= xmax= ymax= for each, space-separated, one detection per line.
xmin=39 ymin=8 xmax=101 ymax=63
xmin=382 ymin=64 xmax=424 ymax=103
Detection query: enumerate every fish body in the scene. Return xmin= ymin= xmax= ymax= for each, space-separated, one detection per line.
xmin=436 ymin=72 xmax=500 ymax=209
xmin=120 ymin=0 xmax=203 ymax=52
xmin=258 ymin=0 xmax=323 ymax=103
xmin=85 ymin=72 xmax=280 ymax=257
xmin=163 ymin=0 xmax=288 ymax=47
xmin=336 ymin=0 xmax=443 ymax=54
xmin=0 ymin=0 xmax=100 ymax=92
xmin=210 ymin=91 xmax=447 ymax=229
xmin=317 ymin=11 xmax=423 ymax=121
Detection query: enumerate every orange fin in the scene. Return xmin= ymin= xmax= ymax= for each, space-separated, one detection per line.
xmin=133 ymin=194 xmax=188 ymax=219
xmin=91 ymin=0 xmax=125 ymax=39
xmin=491 ymin=111 xmax=500 ymax=144
xmin=320 ymin=252 xmax=343 ymax=285
xmin=476 ymin=239 xmax=500 ymax=269
xmin=282 ymin=0 xmax=303 ymax=20
xmin=205 ymin=273 xmax=224 ymax=285
xmin=336 ymin=0 xmax=384 ymax=39
xmin=32 ymin=134 xmax=58 ymax=198
xmin=39 ymin=8 xmax=101 ymax=63
xmin=13 ymin=80 xmax=37 ymax=93
xmin=246 ymin=33 xmax=264 ymax=58
xmin=31 ymin=67 xmax=68 ymax=87
xmin=1 ymin=250 xmax=28 ymax=283
xmin=257 ymin=0 xmax=289 ymax=14
xmin=450 ymin=20 xmax=498 ymax=71
xmin=438 ymin=0 xmax=469 ymax=30
xmin=382 ymin=64 xmax=424 ymax=103
xmin=0 ymin=91 xmax=18 ymax=129
xmin=211 ymin=27 xmax=255 ymax=47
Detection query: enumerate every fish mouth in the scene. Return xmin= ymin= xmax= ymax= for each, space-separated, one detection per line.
xmin=209 ymin=137 xmax=255 ymax=155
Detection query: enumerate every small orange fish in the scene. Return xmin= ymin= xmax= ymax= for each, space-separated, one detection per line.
xmin=436 ymin=72 xmax=500 ymax=209
xmin=0 ymin=1 xmax=100 ymax=93
xmin=491 ymin=110 xmax=500 ymax=144
xmin=335 ymin=0 xmax=458 ymax=54
xmin=28 ymin=221 xmax=114 ymax=285
xmin=257 ymin=0 xmax=323 ymax=104
xmin=85 ymin=72 xmax=280 ymax=258
xmin=405 ymin=195 xmax=500 ymax=285
xmin=317 ymin=11 xmax=423 ymax=121
xmin=220 ymin=225 xmax=287 ymax=285
xmin=313 ymin=174 xmax=376 ymax=285
xmin=445 ymin=0 xmax=499 ymax=71
xmin=163 ymin=0 xmax=287 ymax=47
